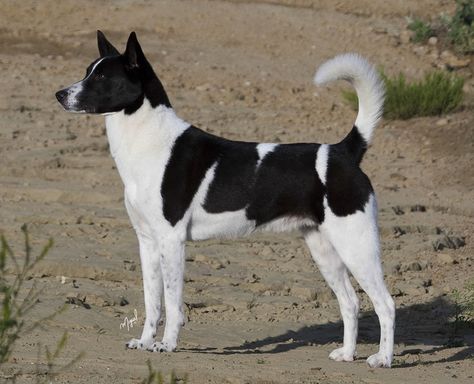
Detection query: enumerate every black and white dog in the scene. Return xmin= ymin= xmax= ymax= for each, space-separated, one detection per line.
xmin=56 ymin=31 xmax=395 ymax=368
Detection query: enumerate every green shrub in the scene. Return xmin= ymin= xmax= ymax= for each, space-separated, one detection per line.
xmin=408 ymin=18 xmax=434 ymax=43
xmin=342 ymin=70 xmax=464 ymax=120
xmin=0 ymin=226 xmax=83 ymax=382
xmin=447 ymin=0 xmax=474 ymax=54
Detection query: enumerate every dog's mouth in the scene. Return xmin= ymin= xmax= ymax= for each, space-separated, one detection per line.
xmin=55 ymin=89 xmax=91 ymax=114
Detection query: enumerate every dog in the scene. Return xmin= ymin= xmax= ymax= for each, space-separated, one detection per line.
xmin=56 ymin=31 xmax=395 ymax=368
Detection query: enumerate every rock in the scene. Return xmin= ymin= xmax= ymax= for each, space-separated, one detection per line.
xmin=433 ymin=236 xmax=466 ymax=251
xmin=440 ymin=50 xmax=470 ymax=69
xmin=260 ymin=245 xmax=273 ymax=257
xmin=119 ymin=297 xmax=129 ymax=306
xmin=436 ymin=118 xmax=449 ymax=126
xmin=393 ymin=226 xmax=406 ymax=238
xmin=437 ymin=253 xmax=454 ymax=265
xmin=65 ymin=294 xmax=90 ymax=309
xmin=123 ymin=260 xmax=136 ymax=271
xmin=400 ymin=30 xmax=413 ymax=44
xmin=391 ymin=287 xmax=404 ymax=297
xmin=245 ymin=273 xmax=260 ymax=283
xmin=413 ymin=46 xmax=428 ymax=56
xmin=409 ymin=262 xmax=423 ymax=271
xmin=385 ymin=261 xmax=401 ymax=275
xmin=86 ymin=293 xmax=114 ymax=307
xmin=428 ymin=36 xmax=438 ymax=46
xmin=410 ymin=204 xmax=426 ymax=212
xmin=392 ymin=206 xmax=405 ymax=215
xmin=194 ymin=254 xmax=225 ymax=269
xmin=291 ymin=286 xmax=317 ymax=302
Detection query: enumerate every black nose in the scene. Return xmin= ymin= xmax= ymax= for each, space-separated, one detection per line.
xmin=55 ymin=89 xmax=67 ymax=103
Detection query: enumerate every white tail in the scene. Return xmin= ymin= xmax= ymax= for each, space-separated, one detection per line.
xmin=314 ymin=53 xmax=385 ymax=144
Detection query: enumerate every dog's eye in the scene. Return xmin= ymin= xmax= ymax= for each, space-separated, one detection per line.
xmin=95 ymin=73 xmax=105 ymax=80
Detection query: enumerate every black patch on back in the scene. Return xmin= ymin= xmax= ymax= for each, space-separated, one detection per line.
xmin=246 ymin=144 xmax=325 ymax=226
xmin=339 ymin=125 xmax=367 ymax=165
xmin=203 ymin=143 xmax=259 ymax=213
xmin=325 ymin=141 xmax=373 ymax=217
xmin=161 ymin=127 xmax=220 ymax=226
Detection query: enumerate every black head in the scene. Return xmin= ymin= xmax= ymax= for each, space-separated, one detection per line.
xmin=55 ymin=31 xmax=170 ymax=115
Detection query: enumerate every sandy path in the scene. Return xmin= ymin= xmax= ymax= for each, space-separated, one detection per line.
xmin=0 ymin=1 xmax=473 ymax=383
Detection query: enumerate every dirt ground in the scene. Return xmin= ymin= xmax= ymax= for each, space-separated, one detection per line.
xmin=0 ymin=0 xmax=473 ymax=383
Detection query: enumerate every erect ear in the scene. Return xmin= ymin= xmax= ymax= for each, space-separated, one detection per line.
xmin=124 ymin=31 xmax=144 ymax=69
xmin=97 ymin=30 xmax=119 ymax=57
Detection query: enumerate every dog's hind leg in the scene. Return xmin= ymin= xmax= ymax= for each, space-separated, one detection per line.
xmin=148 ymin=233 xmax=185 ymax=352
xmin=322 ymin=195 xmax=395 ymax=368
xmin=126 ymin=232 xmax=163 ymax=350
xmin=304 ymin=230 xmax=359 ymax=362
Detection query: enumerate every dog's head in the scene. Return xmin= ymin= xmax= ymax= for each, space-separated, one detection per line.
xmin=55 ymin=31 xmax=169 ymax=115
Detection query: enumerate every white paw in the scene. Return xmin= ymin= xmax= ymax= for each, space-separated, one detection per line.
xmin=328 ymin=347 xmax=355 ymax=362
xmin=366 ymin=352 xmax=392 ymax=368
xmin=147 ymin=341 xmax=176 ymax=353
xmin=126 ymin=338 xmax=154 ymax=350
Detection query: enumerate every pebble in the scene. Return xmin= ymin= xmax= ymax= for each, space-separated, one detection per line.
xmin=400 ymin=30 xmax=413 ymax=44
xmin=392 ymin=206 xmax=405 ymax=215
xmin=436 ymin=118 xmax=449 ymax=126
xmin=410 ymin=205 xmax=426 ymax=212
xmin=291 ymin=286 xmax=317 ymax=302
xmin=440 ymin=50 xmax=471 ymax=69
xmin=428 ymin=36 xmax=438 ymax=46
xmin=433 ymin=236 xmax=466 ymax=251
xmin=437 ymin=253 xmax=454 ymax=265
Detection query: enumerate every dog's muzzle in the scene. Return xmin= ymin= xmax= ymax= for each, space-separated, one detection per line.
xmin=55 ymin=89 xmax=68 ymax=104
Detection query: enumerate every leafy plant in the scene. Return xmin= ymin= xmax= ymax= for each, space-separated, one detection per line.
xmin=408 ymin=18 xmax=434 ymax=43
xmin=446 ymin=0 xmax=474 ymax=54
xmin=0 ymin=225 xmax=83 ymax=382
xmin=444 ymin=281 xmax=474 ymax=347
xmin=342 ymin=70 xmax=464 ymax=120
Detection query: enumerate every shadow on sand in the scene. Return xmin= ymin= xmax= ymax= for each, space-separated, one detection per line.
xmin=181 ymin=296 xmax=473 ymax=367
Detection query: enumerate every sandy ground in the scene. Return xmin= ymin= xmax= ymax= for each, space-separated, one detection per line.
xmin=0 ymin=0 xmax=473 ymax=383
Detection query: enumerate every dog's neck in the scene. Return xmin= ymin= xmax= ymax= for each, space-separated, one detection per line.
xmin=105 ymin=97 xmax=190 ymax=182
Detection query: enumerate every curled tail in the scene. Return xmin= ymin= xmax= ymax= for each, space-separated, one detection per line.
xmin=314 ymin=53 xmax=384 ymax=146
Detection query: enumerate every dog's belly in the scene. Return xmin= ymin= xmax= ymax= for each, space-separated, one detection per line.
xmin=188 ymin=207 xmax=255 ymax=240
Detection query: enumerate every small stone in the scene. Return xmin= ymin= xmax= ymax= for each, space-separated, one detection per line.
xmin=440 ymin=50 xmax=471 ymax=69
xmin=436 ymin=118 xmax=449 ymax=126
xmin=410 ymin=204 xmax=426 ymax=212
xmin=413 ymin=46 xmax=428 ymax=55
xmin=386 ymin=261 xmax=401 ymax=275
xmin=400 ymin=30 xmax=413 ymax=44
xmin=392 ymin=206 xmax=405 ymax=215
xmin=260 ymin=245 xmax=273 ymax=257
xmin=428 ymin=36 xmax=438 ymax=46
xmin=407 ymin=262 xmax=422 ymax=271
xmin=291 ymin=286 xmax=317 ymax=302
xmin=119 ymin=297 xmax=129 ymax=306
xmin=437 ymin=253 xmax=454 ymax=265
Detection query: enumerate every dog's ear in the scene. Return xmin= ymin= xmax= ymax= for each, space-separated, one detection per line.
xmin=124 ymin=31 xmax=144 ymax=69
xmin=97 ymin=30 xmax=119 ymax=57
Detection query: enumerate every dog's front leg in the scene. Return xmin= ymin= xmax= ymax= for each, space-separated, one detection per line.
xmin=126 ymin=232 xmax=163 ymax=350
xmin=147 ymin=233 xmax=185 ymax=352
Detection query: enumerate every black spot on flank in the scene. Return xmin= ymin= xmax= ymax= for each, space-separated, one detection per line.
xmin=161 ymin=127 xmax=220 ymax=226
xmin=203 ymin=143 xmax=259 ymax=213
xmin=325 ymin=142 xmax=373 ymax=217
xmin=246 ymin=144 xmax=325 ymax=226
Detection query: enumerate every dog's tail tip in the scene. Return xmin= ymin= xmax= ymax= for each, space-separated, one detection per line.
xmin=314 ymin=53 xmax=385 ymax=145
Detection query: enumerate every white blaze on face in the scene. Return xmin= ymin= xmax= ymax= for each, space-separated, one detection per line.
xmin=62 ymin=57 xmax=107 ymax=112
